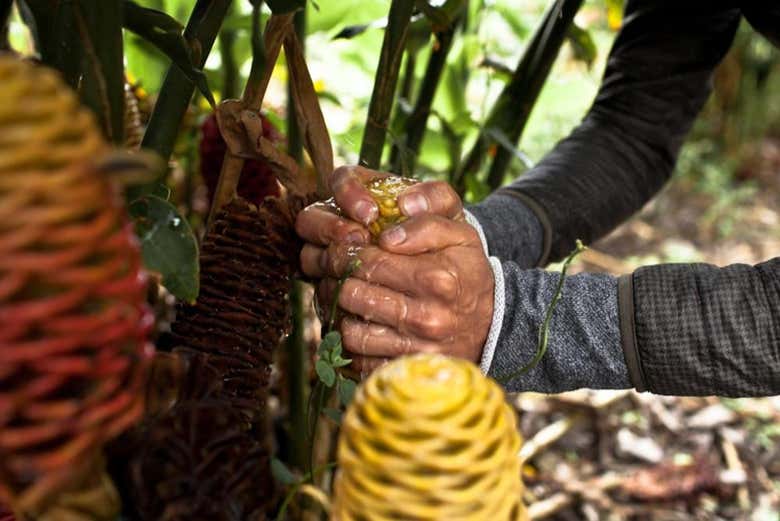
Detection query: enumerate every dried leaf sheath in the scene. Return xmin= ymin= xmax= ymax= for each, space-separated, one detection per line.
xmin=0 ymin=57 xmax=151 ymax=514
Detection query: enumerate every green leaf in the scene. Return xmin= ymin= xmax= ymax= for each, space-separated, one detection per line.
xmin=319 ymin=331 xmax=341 ymax=355
xmin=315 ymin=359 xmax=336 ymax=387
xmin=566 ymin=23 xmax=597 ymax=68
xmin=129 ymin=195 xmax=200 ymax=303
xmin=271 ymin=458 xmax=298 ymax=486
xmin=266 ymin=0 xmax=306 ymax=14
xmin=338 ymin=377 xmax=356 ymax=407
xmin=322 ymin=407 xmax=343 ymax=424
xmin=331 ymin=357 xmax=352 ymax=368
xmin=123 ymin=0 xmax=216 ymax=107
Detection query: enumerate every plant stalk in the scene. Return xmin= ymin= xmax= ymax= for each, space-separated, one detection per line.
xmin=0 ymin=0 xmax=12 ymax=50
xmin=358 ymin=0 xmax=416 ymax=169
xmin=219 ymin=27 xmax=239 ymax=99
xmin=285 ymin=8 xmax=308 ymax=471
xmin=452 ymin=0 xmax=582 ymax=193
xmin=141 ymin=0 xmax=232 ymax=165
xmin=485 ymin=0 xmax=583 ymax=189
xmin=392 ymin=18 xmax=459 ymax=175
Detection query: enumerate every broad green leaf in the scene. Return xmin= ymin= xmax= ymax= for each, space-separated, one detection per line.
xmin=129 ymin=195 xmax=200 ymax=303
xmin=331 ymin=357 xmax=352 ymax=368
xmin=271 ymin=458 xmax=298 ymax=486
xmin=315 ymin=359 xmax=336 ymax=387
xmin=338 ymin=377 xmax=357 ymax=407
xmin=123 ymin=0 xmax=216 ymax=107
xmin=566 ymin=23 xmax=597 ymax=68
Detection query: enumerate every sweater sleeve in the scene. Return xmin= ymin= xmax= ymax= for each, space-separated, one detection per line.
xmin=499 ymin=1 xmax=741 ymax=264
xmin=620 ymin=257 xmax=780 ymax=397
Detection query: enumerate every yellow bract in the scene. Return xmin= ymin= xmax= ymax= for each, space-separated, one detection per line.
xmin=365 ymin=176 xmax=418 ymax=238
xmin=333 ymin=354 xmax=528 ymax=520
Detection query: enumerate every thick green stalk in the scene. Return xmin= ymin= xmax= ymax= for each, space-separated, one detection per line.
xmin=359 ymin=0 xmax=416 ymax=169
xmin=452 ymin=0 xmax=583 ymax=193
xmin=219 ymin=27 xmax=239 ymax=99
xmin=485 ymin=0 xmax=583 ymax=188
xmin=285 ymin=9 xmax=308 ymax=471
xmin=392 ymin=19 xmax=459 ymax=175
xmin=0 ymin=0 xmax=12 ymax=50
xmin=141 ymin=0 xmax=232 ymax=164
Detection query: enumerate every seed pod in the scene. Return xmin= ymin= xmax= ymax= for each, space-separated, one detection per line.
xmin=333 ymin=354 xmax=528 ymax=521
xmin=126 ymin=193 xmax=315 ymax=519
xmin=0 ymin=57 xmax=151 ymax=514
xmin=364 ymin=176 xmax=418 ymax=238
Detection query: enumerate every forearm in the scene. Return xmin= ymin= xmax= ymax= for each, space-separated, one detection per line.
xmin=622 ymin=257 xmax=780 ymax=397
xmin=482 ymin=261 xmax=631 ymax=393
xmin=494 ymin=1 xmax=741 ymax=263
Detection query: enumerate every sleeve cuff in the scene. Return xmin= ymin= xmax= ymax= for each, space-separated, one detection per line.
xmin=479 ymin=257 xmax=505 ymax=374
xmin=464 ymin=209 xmax=490 ymax=257
xmin=463 ymin=209 xmax=505 ymax=374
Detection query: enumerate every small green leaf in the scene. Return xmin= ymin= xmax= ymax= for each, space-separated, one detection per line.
xmin=566 ymin=23 xmax=597 ymax=68
xmin=323 ymin=407 xmax=342 ymax=424
xmin=331 ymin=357 xmax=352 ymax=368
xmin=319 ymin=331 xmax=342 ymax=354
xmin=315 ymin=359 xmax=336 ymax=387
xmin=271 ymin=457 xmax=298 ymax=486
xmin=338 ymin=377 xmax=357 ymax=407
xmin=266 ymin=0 xmax=306 ymax=14
xmin=129 ymin=195 xmax=200 ymax=303
xmin=123 ymin=0 xmax=216 ymax=107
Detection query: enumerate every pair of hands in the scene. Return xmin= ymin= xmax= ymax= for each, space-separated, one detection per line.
xmin=295 ymin=166 xmax=494 ymax=374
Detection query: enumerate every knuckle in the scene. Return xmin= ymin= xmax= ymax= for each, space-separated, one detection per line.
xmin=411 ymin=303 xmax=453 ymax=340
xmin=422 ymin=269 xmax=459 ymax=301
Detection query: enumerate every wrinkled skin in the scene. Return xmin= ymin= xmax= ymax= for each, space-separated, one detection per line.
xmin=295 ymin=165 xmax=494 ymax=374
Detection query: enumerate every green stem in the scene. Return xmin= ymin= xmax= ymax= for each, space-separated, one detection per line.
xmin=393 ymin=18 xmax=459 ymax=175
xmin=274 ymin=462 xmax=338 ymax=521
xmin=140 ymin=0 xmax=231 ymax=165
xmin=0 ymin=0 xmax=12 ymax=50
xmin=285 ymin=9 xmax=308 ymax=472
xmin=359 ymin=0 xmax=416 ymax=169
xmin=485 ymin=0 xmax=583 ymax=189
xmin=452 ymin=0 xmax=582 ymax=193
xmin=499 ymin=240 xmax=586 ymax=385
xmin=219 ymin=26 xmax=239 ymax=99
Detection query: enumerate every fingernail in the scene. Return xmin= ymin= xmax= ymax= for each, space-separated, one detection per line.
xmin=401 ymin=192 xmax=428 ymax=216
xmin=382 ymin=225 xmax=406 ymax=245
xmin=346 ymin=231 xmax=365 ymax=244
xmin=354 ymin=199 xmax=378 ymax=225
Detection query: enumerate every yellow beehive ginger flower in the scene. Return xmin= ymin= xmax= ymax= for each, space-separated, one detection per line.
xmin=333 ymin=354 xmax=528 ymax=521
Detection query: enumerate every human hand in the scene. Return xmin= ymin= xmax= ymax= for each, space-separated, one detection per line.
xmin=294 ymin=165 xmax=466 ymax=250
xmin=300 ymin=213 xmax=494 ymax=375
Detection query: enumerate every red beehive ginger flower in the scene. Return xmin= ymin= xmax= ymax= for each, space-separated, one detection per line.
xmin=199 ymin=111 xmax=281 ymax=206
xmin=0 ymin=57 xmax=152 ymax=515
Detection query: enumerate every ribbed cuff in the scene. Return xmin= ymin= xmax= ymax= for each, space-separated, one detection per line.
xmin=618 ymin=273 xmax=647 ymax=392
xmin=464 ymin=209 xmax=505 ymax=375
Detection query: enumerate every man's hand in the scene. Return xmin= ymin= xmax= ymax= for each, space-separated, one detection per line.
xmin=296 ymin=166 xmax=494 ymax=374
xmin=295 ymin=166 xmax=466 ymax=248
xmin=305 ymin=215 xmax=493 ymax=373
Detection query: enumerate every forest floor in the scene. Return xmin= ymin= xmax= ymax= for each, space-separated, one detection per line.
xmin=521 ymin=137 xmax=780 ymax=520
